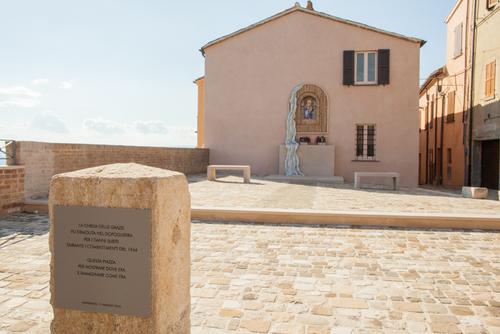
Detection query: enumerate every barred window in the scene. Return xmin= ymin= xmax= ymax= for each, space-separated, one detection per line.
xmin=355 ymin=124 xmax=376 ymax=160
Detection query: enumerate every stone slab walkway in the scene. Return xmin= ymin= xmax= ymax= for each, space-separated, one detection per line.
xmin=189 ymin=175 xmax=500 ymax=216
xmin=0 ymin=213 xmax=499 ymax=333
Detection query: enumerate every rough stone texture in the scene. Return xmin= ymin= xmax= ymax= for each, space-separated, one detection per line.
xmin=1 ymin=213 xmax=500 ymax=333
xmin=462 ymin=187 xmax=489 ymax=199
xmin=0 ymin=166 xmax=25 ymax=215
xmin=48 ymin=163 xmax=191 ymax=333
xmin=189 ymin=175 xmax=500 ymax=215
xmin=7 ymin=141 xmax=208 ymax=200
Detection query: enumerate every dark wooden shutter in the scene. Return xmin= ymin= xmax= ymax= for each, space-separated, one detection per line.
xmin=343 ymin=50 xmax=355 ymax=86
xmin=378 ymin=49 xmax=390 ymax=85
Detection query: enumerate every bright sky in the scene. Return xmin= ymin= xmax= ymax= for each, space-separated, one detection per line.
xmin=0 ymin=0 xmax=455 ymax=148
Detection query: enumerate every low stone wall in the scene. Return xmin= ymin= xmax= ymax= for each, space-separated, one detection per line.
xmin=0 ymin=166 xmax=25 ymax=215
xmin=6 ymin=141 xmax=209 ymax=200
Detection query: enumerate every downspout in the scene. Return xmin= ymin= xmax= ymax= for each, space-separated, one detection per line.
xmin=434 ymin=93 xmax=438 ymax=184
xmin=440 ymin=84 xmax=445 ymax=185
xmin=425 ymin=101 xmax=429 ymax=183
xmin=467 ymin=0 xmax=478 ymax=186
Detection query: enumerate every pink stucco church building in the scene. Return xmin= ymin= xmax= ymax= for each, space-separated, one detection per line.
xmin=195 ymin=1 xmax=425 ymax=187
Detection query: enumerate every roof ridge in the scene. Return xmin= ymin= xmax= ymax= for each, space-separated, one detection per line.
xmin=200 ymin=6 xmax=426 ymax=55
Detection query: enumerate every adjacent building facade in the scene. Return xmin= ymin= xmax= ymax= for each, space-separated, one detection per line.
xmin=418 ymin=0 xmax=470 ymax=187
xmin=196 ymin=2 xmax=424 ymax=186
xmin=419 ymin=0 xmax=499 ymax=189
xmin=470 ymin=0 xmax=500 ymax=190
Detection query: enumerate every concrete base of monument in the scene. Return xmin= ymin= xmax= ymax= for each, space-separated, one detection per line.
xmin=192 ymin=206 xmax=500 ymax=231
xmin=279 ymin=144 xmax=336 ymax=177
xmin=264 ymin=175 xmax=344 ymax=184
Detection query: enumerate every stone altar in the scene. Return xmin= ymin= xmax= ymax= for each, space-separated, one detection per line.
xmin=279 ymin=145 xmax=335 ymax=177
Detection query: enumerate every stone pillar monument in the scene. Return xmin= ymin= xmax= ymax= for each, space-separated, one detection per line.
xmin=49 ymin=163 xmax=190 ymax=333
xmin=285 ymin=84 xmax=304 ymax=176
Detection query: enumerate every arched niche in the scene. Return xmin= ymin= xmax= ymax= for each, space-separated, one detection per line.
xmin=295 ymin=84 xmax=328 ymax=134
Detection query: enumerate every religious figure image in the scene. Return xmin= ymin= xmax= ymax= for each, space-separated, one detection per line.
xmin=302 ymin=97 xmax=317 ymax=120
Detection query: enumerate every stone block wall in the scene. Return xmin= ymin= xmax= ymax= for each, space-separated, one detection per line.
xmin=0 ymin=166 xmax=25 ymax=215
xmin=6 ymin=141 xmax=209 ymax=200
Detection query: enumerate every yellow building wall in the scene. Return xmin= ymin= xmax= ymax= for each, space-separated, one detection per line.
xmin=195 ymin=77 xmax=205 ymax=148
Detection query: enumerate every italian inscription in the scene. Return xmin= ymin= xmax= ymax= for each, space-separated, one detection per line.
xmin=54 ymin=206 xmax=151 ymax=316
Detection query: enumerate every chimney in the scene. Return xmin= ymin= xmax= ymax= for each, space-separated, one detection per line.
xmin=306 ymin=1 xmax=314 ymax=10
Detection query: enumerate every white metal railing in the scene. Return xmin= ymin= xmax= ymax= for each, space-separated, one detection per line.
xmin=0 ymin=139 xmax=16 ymax=166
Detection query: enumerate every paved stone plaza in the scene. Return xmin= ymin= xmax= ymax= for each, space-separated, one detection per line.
xmin=0 ymin=213 xmax=499 ymax=333
xmin=189 ymin=175 xmax=500 ymax=215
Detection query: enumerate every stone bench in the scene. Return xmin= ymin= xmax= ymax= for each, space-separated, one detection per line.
xmin=207 ymin=165 xmax=251 ymax=183
xmin=354 ymin=172 xmax=400 ymax=190
xmin=462 ymin=187 xmax=488 ymax=199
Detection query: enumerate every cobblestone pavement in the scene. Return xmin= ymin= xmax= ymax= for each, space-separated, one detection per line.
xmin=0 ymin=214 xmax=499 ymax=333
xmin=188 ymin=175 xmax=500 ymax=216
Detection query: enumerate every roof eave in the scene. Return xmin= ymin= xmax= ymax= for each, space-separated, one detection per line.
xmin=200 ymin=5 xmax=298 ymax=55
xmin=304 ymin=8 xmax=426 ymax=48
xmin=193 ymin=76 xmax=205 ymax=84
xmin=419 ymin=66 xmax=446 ymax=95
xmin=445 ymin=0 xmax=463 ymax=23
xmin=200 ymin=6 xmax=426 ymax=55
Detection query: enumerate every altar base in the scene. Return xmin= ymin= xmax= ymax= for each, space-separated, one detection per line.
xmin=279 ymin=144 xmax=336 ymax=177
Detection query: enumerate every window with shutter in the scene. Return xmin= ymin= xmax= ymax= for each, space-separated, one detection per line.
xmin=345 ymin=50 xmax=389 ymax=86
xmin=429 ymin=99 xmax=434 ymax=129
xmin=378 ymin=49 xmax=390 ymax=85
xmin=425 ymin=106 xmax=429 ymax=130
xmin=343 ymin=51 xmax=355 ymax=86
xmin=354 ymin=51 xmax=378 ymax=85
xmin=446 ymin=91 xmax=455 ymax=123
xmin=485 ymin=60 xmax=496 ymax=98
xmin=453 ymin=23 xmax=463 ymax=58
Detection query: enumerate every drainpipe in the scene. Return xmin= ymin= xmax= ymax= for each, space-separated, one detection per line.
xmin=440 ymin=84 xmax=445 ymax=185
xmin=467 ymin=0 xmax=478 ymax=186
xmin=434 ymin=93 xmax=438 ymax=184
xmin=425 ymin=99 xmax=430 ymax=183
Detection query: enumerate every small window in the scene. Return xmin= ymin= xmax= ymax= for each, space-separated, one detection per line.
xmin=487 ymin=0 xmax=498 ymax=9
xmin=425 ymin=104 xmax=429 ymax=130
xmin=446 ymin=91 xmax=455 ymax=123
xmin=355 ymin=124 xmax=376 ymax=160
xmin=454 ymin=23 xmax=463 ymax=58
xmin=420 ymin=108 xmax=426 ymax=131
xmin=429 ymin=100 xmax=434 ymax=129
xmin=485 ymin=60 xmax=496 ymax=98
xmin=355 ymin=52 xmax=377 ymax=84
